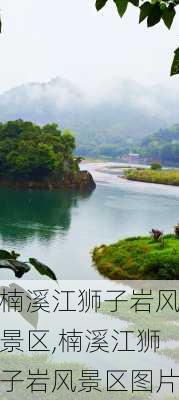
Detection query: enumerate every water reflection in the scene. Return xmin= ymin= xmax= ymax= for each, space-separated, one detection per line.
xmin=0 ymin=188 xmax=92 ymax=243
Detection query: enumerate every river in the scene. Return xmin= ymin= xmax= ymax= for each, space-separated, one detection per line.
xmin=1 ymin=161 xmax=179 ymax=279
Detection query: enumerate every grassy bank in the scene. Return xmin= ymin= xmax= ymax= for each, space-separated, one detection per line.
xmin=124 ymin=168 xmax=179 ymax=185
xmin=92 ymin=234 xmax=179 ymax=279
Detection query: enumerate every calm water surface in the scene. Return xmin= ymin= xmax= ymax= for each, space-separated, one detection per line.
xmin=1 ymin=162 xmax=179 ymax=279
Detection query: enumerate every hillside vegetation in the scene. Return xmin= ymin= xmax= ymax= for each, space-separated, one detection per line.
xmin=0 ymin=77 xmax=176 ymax=159
xmin=0 ymin=120 xmax=77 ymax=180
xmin=137 ymin=124 xmax=179 ymax=164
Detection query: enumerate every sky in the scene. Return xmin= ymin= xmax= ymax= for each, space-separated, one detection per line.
xmin=0 ymin=0 xmax=178 ymax=94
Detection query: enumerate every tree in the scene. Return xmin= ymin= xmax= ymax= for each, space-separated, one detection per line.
xmin=0 ymin=119 xmax=78 ymax=180
xmin=95 ymin=0 xmax=179 ymax=75
xmin=150 ymin=162 xmax=162 ymax=170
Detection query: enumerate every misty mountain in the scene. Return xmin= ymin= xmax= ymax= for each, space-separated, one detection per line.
xmin=0 ymin=77 xmax=178 ymax=156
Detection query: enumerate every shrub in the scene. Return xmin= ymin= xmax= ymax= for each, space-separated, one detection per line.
xmin=150 ymin=162 xmax=162 ymax=170
xmin=124 ymin=168 xmax=179 ymax=186
xmin=92 ymin=234 xmax=179 ymax=280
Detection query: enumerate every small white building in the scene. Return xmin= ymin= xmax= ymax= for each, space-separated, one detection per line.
xmin=127 ymin=153 xmax=140 ymax=163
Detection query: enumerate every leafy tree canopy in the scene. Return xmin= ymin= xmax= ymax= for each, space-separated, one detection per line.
xmin=95 ymin=0 xmax=179 ymax=75
xmin=0 ymin=119 xmax=77 ymax=180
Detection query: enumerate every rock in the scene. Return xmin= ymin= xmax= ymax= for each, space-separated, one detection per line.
xmin=0 ymin=170 xmax=96 ymax=191
xmin=77 ymin=170 xmax=96 ymax=191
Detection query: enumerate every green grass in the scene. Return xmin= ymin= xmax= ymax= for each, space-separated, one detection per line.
xmin=92 ymin=234 xmax=179 ymax=279
xmin=124 ymin=168 xmax=179 ymax=185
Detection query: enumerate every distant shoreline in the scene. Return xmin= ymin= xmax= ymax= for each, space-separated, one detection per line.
xmin=124 ymin=168 xmax=179 ymax=187
xmin=82 ymin=162 xmax=179 ymax=194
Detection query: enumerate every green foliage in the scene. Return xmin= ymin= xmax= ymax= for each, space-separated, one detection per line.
xmin=29 ymin=258 xmax=57 ymax=281
xmin=147 ymin=3 xmax=162 ymax=27
xmin=140 ymin=1 xmax=175 ymax=28
xmin=114 ymin=0 xmax=129 ymax=17
xmin=95 ymin=0 xmax=179 ymax=75
xmin=150 ymin=162 xmax=162 ymax=170
xmin=76 ymin=139 xmax=130 ymax=159
xmin=97 ymin=0 xmax=178 ymax=29
xmin=171 ymin=47 xmax=179 ymax=76
xmin=0 ymin=120 xmax=78 ymax=181
xmin=0 ymin=249 xmax=19 ymax=260
xmin=96 ymin=0 xmax=109 ymax=10
xmin=124 ymin=168 xmax=179 ymax=185
xmin=139 ymin=2 xmax=151 ymax=23
xmin=138 ymin=124 xmax=179 ymax=164
xmin=162 ymin=4 xmax=176 ymax=29
xmin=0 ymin=259 xmax=30 ymax=278
xmin=92 ymin=234 xmax=179 ymax=279
xmin=0 ymin=249 xmax=57 ymax=280
xmin=130 ymin=0 xmax=139 ymax=6
xmin=78 ymin=121 xmax=179 ymax=163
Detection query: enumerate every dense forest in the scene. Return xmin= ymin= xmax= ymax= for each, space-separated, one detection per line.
xmin=76 ymin=137 xmax=131 ymax=159
xmin=0 ymin=120 xmax=78 ymax=180
xmin=79 ymin=123 xmax=179 ymax=164
xmin=1 ymin=119 xmax=179 ymax=170
xmin=137 ymin=124 xmax=179 ymax=164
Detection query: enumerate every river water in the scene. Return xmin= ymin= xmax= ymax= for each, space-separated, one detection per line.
xmin=1 ymin=162 xmax=179 ymax=279
xmin=1 ymin=162 xmax=179 ymax=389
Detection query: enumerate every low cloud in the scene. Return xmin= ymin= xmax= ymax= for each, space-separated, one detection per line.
xmin=0 ymin=77 xmax=178 ymax=143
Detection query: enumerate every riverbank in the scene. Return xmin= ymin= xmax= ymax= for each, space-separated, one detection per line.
xmin=124 ymin=168 xmax=179 ymax=186
xmin=92 ymin=234 xmax=179 ymax=280
xmin=2 ymin=160 xmax=179 ymax=280
xmin=0 ymin=170 xmax=96 ymax=191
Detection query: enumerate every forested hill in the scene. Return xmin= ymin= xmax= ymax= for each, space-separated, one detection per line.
xmin=0 ymin=77 xmax=178 ymax=158
xmin=139 ymin=124 xmax=179 ymax=164
xmin=0 ymin=120 xmax=77 ymax=180
xmin=0 ymin=120 xmax=94 ymax=192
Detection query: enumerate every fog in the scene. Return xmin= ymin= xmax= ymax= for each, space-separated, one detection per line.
xmin=0 ymin=0 xmax=178 ymax=94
